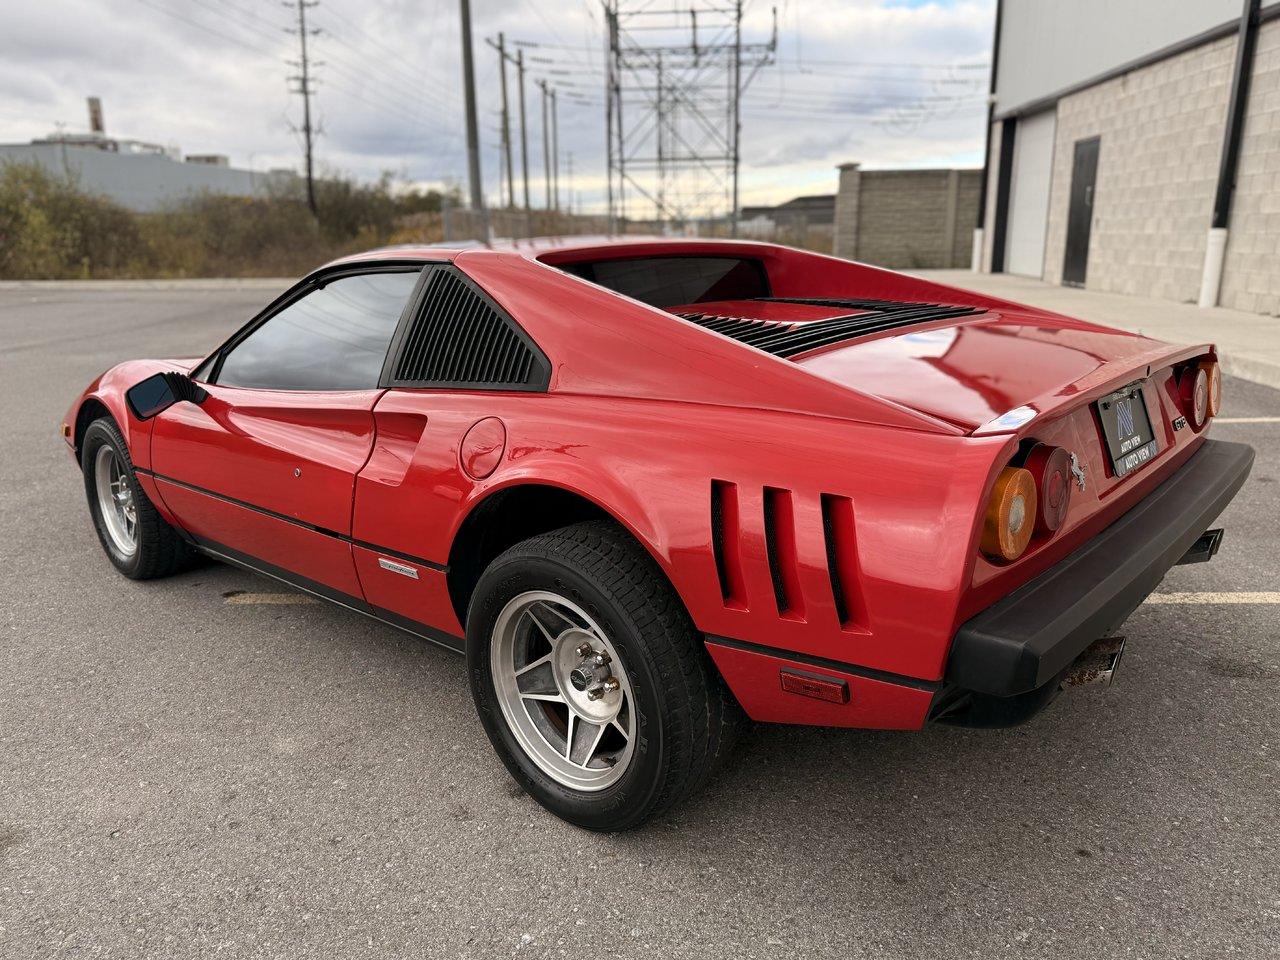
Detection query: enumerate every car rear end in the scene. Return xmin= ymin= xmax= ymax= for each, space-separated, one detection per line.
xmin=936 ymin=349 xmax=1253 ymax=725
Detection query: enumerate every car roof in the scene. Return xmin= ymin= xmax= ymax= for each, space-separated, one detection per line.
xmin=323 ymin=235 xmax=782 ymax=270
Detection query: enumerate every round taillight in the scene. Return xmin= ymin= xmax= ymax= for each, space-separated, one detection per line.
xmin=1181 ymin=366 xmax=1209 ymax=428
xmin=981 ymin=467 xmax=1038 ymax=562
xmin=1201 ymin=360 xmax=1222 ymax=418
xmin=1024 ymin=443 xmax=1072 ymax=534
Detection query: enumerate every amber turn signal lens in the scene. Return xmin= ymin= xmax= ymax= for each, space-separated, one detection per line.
xmin=1180 ymin=365 xmax=1210 ymax=428
xmin=1200 ymin=360 xmax=1222 ymax=418
xmin=981 ymin=467 xmax=1038 ymax=562
xmin=1023 ymin=443 xmax=1072 ymax=534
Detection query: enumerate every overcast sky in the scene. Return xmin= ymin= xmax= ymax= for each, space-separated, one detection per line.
xmin=1 ymin=0 xmax=994 ymax=213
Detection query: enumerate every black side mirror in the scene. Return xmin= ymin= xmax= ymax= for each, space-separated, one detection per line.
xmin=126 ymin=371 xmax=209 ymax=421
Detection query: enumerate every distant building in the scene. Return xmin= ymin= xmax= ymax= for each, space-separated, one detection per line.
xmin=834 ymin=164 xmax=981 ymax=269
xmin=977 ymin=0 xmax=1279 ymax=314
xmin=0 ymin=97 xmax=294 ymax=212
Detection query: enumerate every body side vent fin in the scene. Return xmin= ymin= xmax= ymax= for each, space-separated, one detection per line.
xmin=820 ymin=493 xmax=867 ymax=632
xmin=710 ymin=480 xmax=747 ymax=609
xmin=762 ymin=486 xmax=805 ymax=622
xmin=392 ymin=266 xmax=549 ymax=390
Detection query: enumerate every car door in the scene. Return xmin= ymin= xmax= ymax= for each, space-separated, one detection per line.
xmin=148 ymin=266 xmax=426 ymax=601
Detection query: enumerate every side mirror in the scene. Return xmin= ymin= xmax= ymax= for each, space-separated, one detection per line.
xmin=125 ymin=371 xmax=209 ymax=421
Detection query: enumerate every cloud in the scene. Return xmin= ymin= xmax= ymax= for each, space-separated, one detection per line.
xmin=1 ymin=0 xmax=993 ymax=211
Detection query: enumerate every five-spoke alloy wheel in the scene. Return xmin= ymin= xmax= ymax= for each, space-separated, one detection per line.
xmin=490 ymin=591 xmax=637 ymax=790
xmin=467 ymin=520 xmax=742 ymax=831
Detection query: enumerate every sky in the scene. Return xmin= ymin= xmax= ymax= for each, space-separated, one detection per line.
xmin=0 ymin=0 xmax=995 ymax=214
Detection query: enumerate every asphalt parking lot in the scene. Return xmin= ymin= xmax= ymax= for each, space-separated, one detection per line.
xmin=2 ymin=282 xmax=1278 ymax=959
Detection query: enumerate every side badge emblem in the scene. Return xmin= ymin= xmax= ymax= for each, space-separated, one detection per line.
xmin=1069 ymin=452 xmax=1087 ymax=492
xmin=378 ymin=557 xmax=420 ymax=580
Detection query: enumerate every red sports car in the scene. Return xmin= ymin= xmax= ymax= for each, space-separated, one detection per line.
xmin=64 ymin=239 xmax=1253 ymax=830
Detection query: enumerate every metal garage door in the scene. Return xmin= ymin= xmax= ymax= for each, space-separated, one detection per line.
xmin=1005 ymin=109 xmax=1057 ymax=278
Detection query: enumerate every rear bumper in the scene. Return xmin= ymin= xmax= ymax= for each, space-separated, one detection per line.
xmin=946 ymin=439 xmax=1254 ymax=699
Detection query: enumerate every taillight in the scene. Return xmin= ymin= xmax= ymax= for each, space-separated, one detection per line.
xmin=1180 ymin=364 xmax=1210 ymax=428
xmin=1024 ymin=443 xmax=1072 ymax=534
xmin=1202 ymin=360 xmax=1222 ymax=418
xmin=981 ymin=466 xmax=1037 ymax=562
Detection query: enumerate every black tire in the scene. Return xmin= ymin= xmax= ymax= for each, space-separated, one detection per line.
xmin=467 ymin=520 xmax=743 ymax=831
xmin=82 ymin=417 xmax=197 ymax=580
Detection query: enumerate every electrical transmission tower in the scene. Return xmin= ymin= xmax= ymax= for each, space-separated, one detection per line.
xmin=603 ymin=1 xmax=776 ymax=235
xmin=286 ymin=0 xmax=320 ymax=216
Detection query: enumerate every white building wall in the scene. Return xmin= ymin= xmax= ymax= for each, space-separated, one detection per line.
xmin=996 ymin=0 xmax=1259 ymax=114
xmin=0 ymin=143 xmax=283 ymax=212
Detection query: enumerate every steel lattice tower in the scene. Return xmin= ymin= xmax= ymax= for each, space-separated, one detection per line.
xmin=603 ymin=1 xmax=776 ymax=234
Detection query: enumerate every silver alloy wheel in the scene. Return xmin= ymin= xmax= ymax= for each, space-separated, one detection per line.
xmin=94 ymin=444 xmax=137 ymax=557
xmin=490 ymin=591 xmax=637 ymax=791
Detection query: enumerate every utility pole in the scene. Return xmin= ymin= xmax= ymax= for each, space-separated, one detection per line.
xmin=567 ymin=152 xmax=574 ymax=217
xmin=286 ymin=0 xmax=320 ymax=216
xmin=487 ymin=33 xmax=516 ymax=210
xmin=538 ymin=79 xmax=551 ymax=210
xmin=458 ymin=0 xmax=487 ymax=237
xmin=730 ymin=0 xmax=742 ymax=237
xmin=550 ymin=87 xmax=560 ymax=213
xmin=516 ymin=50 xmax=531 ymax=217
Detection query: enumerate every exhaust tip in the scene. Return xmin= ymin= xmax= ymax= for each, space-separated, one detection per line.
xmin=1061 ymin=635 xmax=1126 ymax=689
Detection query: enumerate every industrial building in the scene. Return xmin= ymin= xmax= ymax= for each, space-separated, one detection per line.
xmin=0 ymin=98 xmax=293 ymax=212
xmin=976 ymin=0 xmax=1279 ymax=315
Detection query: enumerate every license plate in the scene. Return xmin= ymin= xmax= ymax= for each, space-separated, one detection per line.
xmin=1097 ymin=383 xmax=1158 ymax=477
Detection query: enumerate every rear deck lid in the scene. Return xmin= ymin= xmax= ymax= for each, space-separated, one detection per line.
xmin=669 ymin=297 xmax=1178 ymax=433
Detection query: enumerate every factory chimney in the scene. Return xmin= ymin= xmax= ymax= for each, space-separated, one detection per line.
xmin=87 ymin=97 xmax=104 ymax=135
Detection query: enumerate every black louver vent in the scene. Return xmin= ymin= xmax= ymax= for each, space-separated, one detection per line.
xmin=392 ymin=267 xmax=548 ymax=389
xmin=675 ymin=297 xmax=984 ymax=359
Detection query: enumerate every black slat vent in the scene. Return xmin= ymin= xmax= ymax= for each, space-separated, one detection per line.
xmin=393 ymin=267 xmax=547 ymax=388
xmin=675 ymin=297 xmax=983 ymax=359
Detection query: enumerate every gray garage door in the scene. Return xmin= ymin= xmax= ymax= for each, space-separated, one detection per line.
xmin=1004 ymin=109 xmax=1057 ymax=278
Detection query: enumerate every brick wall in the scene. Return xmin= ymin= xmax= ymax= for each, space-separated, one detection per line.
xmin=1220 ymin=18 xmax=1280 ymax=316
xmin=1042 ymin=33 xmax=1236 ymax=299
xmin=833 ymin=166 xmax=980 ymax=268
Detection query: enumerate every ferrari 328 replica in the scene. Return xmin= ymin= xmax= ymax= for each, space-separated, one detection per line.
xmin=64 ymin=238 xmax=1253 ymax=830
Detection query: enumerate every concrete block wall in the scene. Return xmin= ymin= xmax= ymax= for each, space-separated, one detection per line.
xmin=1041 ymin=32 xmax=1236 ymax=299
xmin=834 ymin=165 xmax=980 ymax=269
xmin=1220 ymin=18 xmax=1280 ymax=316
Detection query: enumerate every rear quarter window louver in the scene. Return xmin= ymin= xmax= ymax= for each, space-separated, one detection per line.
xmin=391 ymin=266 xmax=550 ymax=390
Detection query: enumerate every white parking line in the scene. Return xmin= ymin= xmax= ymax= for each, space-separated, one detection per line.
xmin=224 ymin=592 xmax=319 ymax=605
xmin=1147 ymin=592 xmax=1280 ymax=604
xmin=1214 ymin=416 xmax=1280 ymax=424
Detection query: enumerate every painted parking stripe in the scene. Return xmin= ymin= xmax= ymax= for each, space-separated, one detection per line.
xmin=224 ymin=592 xmax=319 ymax=605
xmin=1214 ymin=416 xmax=1280 ymax=424
xmin=1147 ymin=592 xmax=1280 ymax=604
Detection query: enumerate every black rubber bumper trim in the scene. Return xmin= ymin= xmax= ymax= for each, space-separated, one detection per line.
xmin=947 ymin=439 xmax=1255 ymax=697
xmin=705 ymin=634 xmax=940 ymax=692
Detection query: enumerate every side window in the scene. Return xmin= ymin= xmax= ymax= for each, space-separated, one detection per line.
xmin=215 ymin=270 xmax=420 ymax=390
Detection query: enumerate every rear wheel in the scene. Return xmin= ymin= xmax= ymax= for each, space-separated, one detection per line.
xmin=82 ymin=417 xmax=196 ymax=579
xmin=467 ymin=520 xmax=742 ymax=831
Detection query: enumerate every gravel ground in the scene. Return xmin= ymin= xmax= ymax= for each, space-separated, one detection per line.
xmin=1 ymin=284 xmax=1277 ymax=959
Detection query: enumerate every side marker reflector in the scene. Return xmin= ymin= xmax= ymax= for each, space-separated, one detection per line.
xmin=780 ymin=669 xmax=850 ymax=704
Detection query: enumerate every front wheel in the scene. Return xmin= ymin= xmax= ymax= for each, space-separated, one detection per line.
xmin=466 ymin=520 xmax=742 ymax=831
xmin=82 ymin=417 xmax=196 ymax=579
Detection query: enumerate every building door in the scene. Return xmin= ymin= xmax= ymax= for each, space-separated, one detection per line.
xmin=1005 ymin=109 xmax=1057 ymax=278
xmin=1062 ymin=136 xmax=1100 ymax=287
